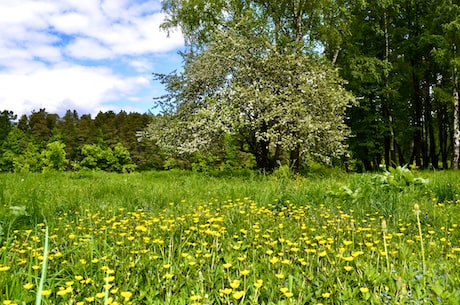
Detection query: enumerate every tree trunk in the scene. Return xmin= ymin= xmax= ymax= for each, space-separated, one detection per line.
xmin=452 ymin=43 xmax=460 ymax=169
xmin=439 ymin=103 xmax=449 ymax=169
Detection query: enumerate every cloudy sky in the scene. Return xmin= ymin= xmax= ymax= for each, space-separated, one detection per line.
xmin=0 ymin=0 xmax=184 ymax=118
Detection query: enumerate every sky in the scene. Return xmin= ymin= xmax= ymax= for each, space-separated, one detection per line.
xmin=0 ymin=0 xmax=184 ymax=118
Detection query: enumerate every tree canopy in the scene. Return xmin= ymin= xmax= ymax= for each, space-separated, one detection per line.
xmin=142 ymin=0 xmax=460 ymax=172
xmin=144 ymin=1 xmax=356 ymax=171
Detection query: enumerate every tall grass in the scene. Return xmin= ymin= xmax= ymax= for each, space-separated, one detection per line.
xmin=0 ymin=168 xmax=452 ymax=230
xmin=1 ymin=169 xmax=460 ymax=303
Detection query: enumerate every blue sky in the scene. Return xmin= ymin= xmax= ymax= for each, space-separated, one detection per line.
xmin=0 ymin=0 xmax=184 ymax=117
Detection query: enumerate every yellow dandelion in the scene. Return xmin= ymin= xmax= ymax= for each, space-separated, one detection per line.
xmin=120 ymin=291 xmax=132 ymax=300
xmin=85 ymin=297 xmax=95 ymax=302
xmin=240 ymin=269 xmax=250 ymax=276
xmin=96 ymin=292 xmax=106 ymax=299
xmin=23 ymin=283 xmax=34 ymax=290
xmin=164 ymin=273 xmax=174 ymax=279
xmin=232 ymin=290 xmax=245 ymax=300
xmin=221 ymin=288 xmax=233 ymax=295
xmin=190 ymin=295 xmax=202 ymax=301
xmin=41 ymin=289 xmax=52 ymax=296
xmin=254 ymin=279 xmax=263 ymax=288
xmin=344 ymin=266 xmax=354 ymax=271
xmin=275 ymin=273 xmax=285 ymax=279
xmin=223 ymin=263 xmax=232 ymax=269
xmin=280 ymin=287 xmax=289 ymax=294
xmin=343 ymin=256 xmax=354 ymax=262
xmin=360 ymin=287 xmax=369 ymax=293
xmin=57 ymin=289 xmax=69 ymax=296
xmin=230 ymin=280 xmax=241 ymax=289
xmin=322 ymin=292 xmax=331 ymax=298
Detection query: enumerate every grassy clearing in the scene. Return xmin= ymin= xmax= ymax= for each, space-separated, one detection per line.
xmin=0 ymin=169 xmax=460 ymax=304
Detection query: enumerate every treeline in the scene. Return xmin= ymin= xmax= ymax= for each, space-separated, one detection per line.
xmin=0 ymin=109 xmax=164 ymax=172
xmin=150 ymin=0 xmax=460 ymax=172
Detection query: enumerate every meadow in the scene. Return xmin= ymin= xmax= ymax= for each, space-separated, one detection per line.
xmin=1 ymin=167 xmax=460 ymax=304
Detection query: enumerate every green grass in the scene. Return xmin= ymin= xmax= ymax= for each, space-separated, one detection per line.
xmin=0 ymin=169 xmax=460 ymax=304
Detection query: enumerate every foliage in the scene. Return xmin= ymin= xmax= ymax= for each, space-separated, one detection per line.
xmin=147 ymin=16 xmax=355 ymax=171
xmin=373 ymin=166 xmax=429 ymax=190
xmin=41 ymin=141 xmax=69 ymax=172
xmin=76 ymin=143 xmax=137 ymax=173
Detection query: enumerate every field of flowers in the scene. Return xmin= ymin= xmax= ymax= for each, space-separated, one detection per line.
xmin=1 ymin=168 xmax=460 ymax=304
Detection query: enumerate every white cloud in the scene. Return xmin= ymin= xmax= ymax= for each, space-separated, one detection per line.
xmin=0 ymin=65 xmax=150 ymax=116
xmin=66 ymin=37 xmax=114 ymax=60
xmin=0 ymin=0 xmax=184 ymax=116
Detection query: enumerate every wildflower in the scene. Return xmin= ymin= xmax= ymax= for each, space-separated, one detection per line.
xmin=275 ymin=273 xmax=285 ymax=279
xmin=254 ymin=279 xmax=263 ymax=288
xmin=135 ymin=225 xmax=147 ymax=232
xmin=240 ymin=269 xmax=250 ymax=276
xmin=360 ymin=287 xmax=369 ymax=294
xmin=41 ymin=289 xmax=52 ymax=296
xmin=57 ymin=288 xmax=70 ymax=296
xmin=164 ymin=273 xmax=174 ymax=279
xmin=223 ymin=263 xmax=232 ymax=269
xmin=96 ymin=292 xmax=105 ymax=299
xmin=233 ymin=290 xmax=245 ymax=300
xmin=121 ymin=291 xmax=132 ymax=301
xmin=221 ymin=288 xmax=232 ymax=295
xmin=230 ymin=280 xmax=241 ymax=289
xmin=344 ymin=266 xmax=354 ymax=272
xmin=85 ymin=297 xmax=94 ymax=302
xmin=23 ymin=283 xmax=34 ymax=290
xmin=190 ymin=295 xmax=201 ymax=301
xmin=322 ymin=292 xmax=331 ymax=298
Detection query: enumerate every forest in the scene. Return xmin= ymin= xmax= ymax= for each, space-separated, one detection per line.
xmin=1 ymin=0 xmax=460 ymax=173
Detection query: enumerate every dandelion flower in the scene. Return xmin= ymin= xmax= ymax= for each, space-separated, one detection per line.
xmin=41 ymin=290 xmax=52 ymax=297
xmin=322 ymin=292 xmax=331 ymax=298
xmin=240 ymin=269 xmax=250 ymax=275
xmin=190 ymin=295 xmax=201 ymax=301
xmin=221 ymin=288 xmax=232 ymax=295
xmin=360 ymin=287 xmax=369 ymax=294
xmin=232 ymin=290 xmax=245 ymax=300
xmin=230 ymin=280 xmax=241 ymax=289
xmin=23 ymin=283 xmax=33 ymax=290
xmin=254 ymin=279 xmax=263 ymax=288
xmin=96 ymin=292 xmax=105 ymax=299
xmin=164 ymin=273 xmax=174 ymax=279
xmin=121 ymin=291 xmax=132 ymax=301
